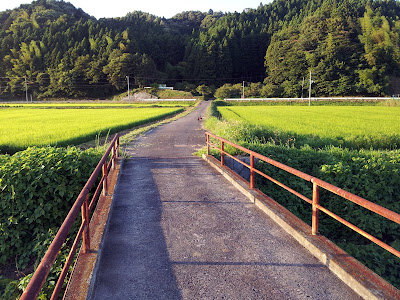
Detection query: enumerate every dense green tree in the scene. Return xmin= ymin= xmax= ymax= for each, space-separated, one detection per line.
xmin=103 ymin=49 xmax=134 ymax=90
xmin=356 ymin=5 xmax=400 ymax=94
xmin=245 ymin=82 xmax=263 ymax=98
xmin=196 ymin=84 xmax=214 ymax=97
xmin=1 ymin=0 xmax=400 ymax=98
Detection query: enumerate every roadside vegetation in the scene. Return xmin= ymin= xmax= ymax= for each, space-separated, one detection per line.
xmin=112 ymin=88 xmax=197 ymax=101
xmin=150 ymin=89 xmax=194 ymax=99
xmin=205 ymin=100 xmax=400 ymax=289
xmin=0 ymin=147 xmax=103 ymax=298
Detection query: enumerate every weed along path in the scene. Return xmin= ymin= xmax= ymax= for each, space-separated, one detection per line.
xmin=88 ymin=101 xmax=361 ymax=299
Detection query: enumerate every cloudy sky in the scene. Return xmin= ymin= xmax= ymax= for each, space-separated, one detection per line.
xmin=0 ymin=0 xmax=271 ymax=19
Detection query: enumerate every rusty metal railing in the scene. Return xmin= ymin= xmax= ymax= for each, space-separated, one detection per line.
xmin=21 ymin=134 xmax=120 ymax=300
xmin=205 ymin=132 xmax=400 ymax=259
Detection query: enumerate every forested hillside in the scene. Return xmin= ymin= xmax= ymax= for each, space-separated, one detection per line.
xmin=0 ymin=0 xmax=400 ymax=99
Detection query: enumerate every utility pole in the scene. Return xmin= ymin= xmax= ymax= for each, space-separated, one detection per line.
xmin=308 ymin=71 xmax=312 ymax=106
xmin=242 ymin=81 xmax=245 ymax=99
xmin=24 ymin=77 xmax=28 ymax=102
xmin=126 ymin=76 xmax=130 ymax=104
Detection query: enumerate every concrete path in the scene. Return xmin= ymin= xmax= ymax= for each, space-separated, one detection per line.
xmin=88 ymin=101 xmax=361 ymax=299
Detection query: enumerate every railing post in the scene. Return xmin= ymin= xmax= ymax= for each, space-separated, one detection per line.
xmin=206 ymin=134 xmax=210 ymax=155
xmin=312 ymin=181 xmax=320 ymax=235
xmin=102 ymin=161 xmax=108 ymax=196
xmin=250 ymin=154 xmax=255 ymax=189
xmin=221 ymin=141 xmax=224 ymax=166
xmin=81 ymin=194 xmax=90 ymax=253
xmin=116 ymin=137 xmax=120 ymax=158
xmin=111 ymin=144 xmax=116 ymax=170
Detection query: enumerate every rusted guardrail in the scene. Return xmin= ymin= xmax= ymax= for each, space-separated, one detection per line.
xmin=21 ymin=134 xmax=120 ymax=300
xmin=205 ymin=132 xmax=400 ymax=259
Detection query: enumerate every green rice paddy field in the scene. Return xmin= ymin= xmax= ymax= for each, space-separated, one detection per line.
xmin=0 ymin=101 xmax=194 ymax=108
xmin=0 ymin=107 xmax=183 ymax=154
xmin=218 ymin=106 xmax=400 ymax=149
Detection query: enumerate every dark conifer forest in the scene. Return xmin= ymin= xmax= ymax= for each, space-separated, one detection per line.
xmin=0 ymin=0 xmax=400 ymax=99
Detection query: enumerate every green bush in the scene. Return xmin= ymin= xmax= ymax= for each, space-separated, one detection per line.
xmin=253 ymin=144 xmax=400 ymax=288
xmin=214 ymin=83 xmax=242 ymax=99
xmin=154 ymin=89 xmax=194 ymax=99
xmin=0 ymin=147 xmax=103 ymax=268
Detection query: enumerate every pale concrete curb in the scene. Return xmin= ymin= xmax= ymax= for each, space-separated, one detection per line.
xmin=202 ymin=154 xmax=400 ymax=300
xmin=64 ymin=158 xmax=124 ymax=300
xmin=85 ymin=158 xmax=125 ymax=300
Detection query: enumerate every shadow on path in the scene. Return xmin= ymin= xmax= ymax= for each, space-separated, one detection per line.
xmin=89 ymin=158 xmax=182 ymax=299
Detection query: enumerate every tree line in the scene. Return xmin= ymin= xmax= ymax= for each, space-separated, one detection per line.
xmin=0 ymin=0 xmax=399 ymax=99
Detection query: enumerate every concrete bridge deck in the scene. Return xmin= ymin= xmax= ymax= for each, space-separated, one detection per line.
xmin=87 ymin=101 xmax=362 ymax=299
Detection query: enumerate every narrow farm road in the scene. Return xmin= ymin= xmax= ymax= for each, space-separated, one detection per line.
xmin=88 ymin=101 xmax=361 ymax=299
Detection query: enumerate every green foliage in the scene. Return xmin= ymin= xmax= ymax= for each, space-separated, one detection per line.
xmin=245 ymin=82 xmax=263 ymax=98
xmin=0 ymin=1 xmax=185 ymax=99
xmin=206 ymin=101 xmax=400 ymax=288
xmin=174 ymin=82 xmax=197 ymax=94
xmin=214 ymin=83 xmax=242 ymax=99
xmin=2 ymin=0 xmax=400 ymax=99
xmin=0 ymin=146 xmax=102 ymax=268
xmin=262 ymin=1 xmax=400 ymax=97
xmin=254 ymin=144 xmax=400 ymax=289
xmin=102 ymin=50 xmax=134 ymax=90
xmin=196 ymin=84 xmax=214 ymax=99
xmin=152 ymin=89 xmax=194 ymax=99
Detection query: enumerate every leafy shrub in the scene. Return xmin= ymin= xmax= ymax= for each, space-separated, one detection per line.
xmin=245 ymin=82 xmax=263 ymax=98
xmin=253 ymin=144 xmax=400 ymax=289
xmin=196 ymin=84 xmax=215 ymax=98
xmin=214 ymin=83 xmax=242 ymax=99
xmin=0 ymin=146 xmax=103 ymax=268
xmin=260 ymin=83 xmax=283 ymax=97
xmin=153 ymin=89 xmax=194 ymax=99
xmin=174 ymin=82 xmax=197 ymax=94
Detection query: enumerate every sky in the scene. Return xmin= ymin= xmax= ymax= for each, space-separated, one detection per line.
xmin=0 ymin=0 xmax=271 ymax=19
